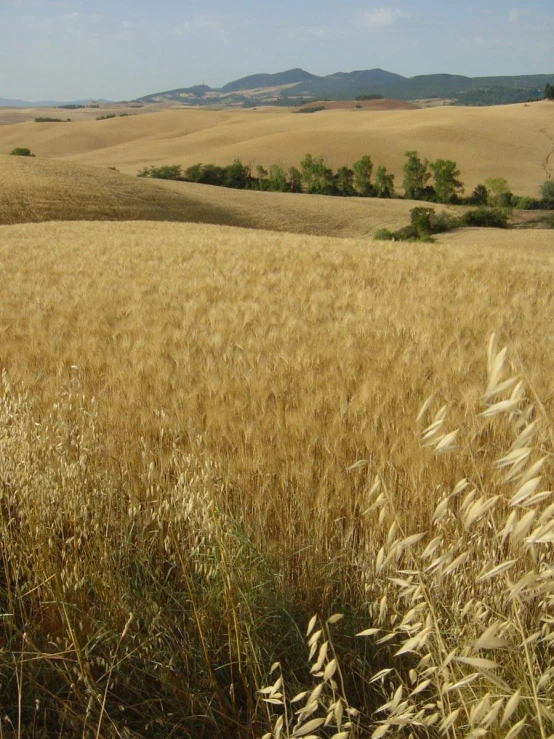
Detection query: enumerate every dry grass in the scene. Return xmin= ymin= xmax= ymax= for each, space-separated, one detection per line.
xmin=0 ymin=155 xmax=255 ymax=228
xmin=1 ymin=101 xmax=552 ymax=195
xmin=0 ymin=219 xmax=553 ymax=737
xmin=0 ymin=154 xmax=459 ymax=236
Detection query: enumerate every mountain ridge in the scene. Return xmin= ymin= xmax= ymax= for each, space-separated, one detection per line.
xmin=136 ymin=68 xmax=552 ymax=107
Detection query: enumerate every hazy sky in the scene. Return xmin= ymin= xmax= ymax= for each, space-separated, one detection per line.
xmin=1 ymin=0 xmax=553 ymax=101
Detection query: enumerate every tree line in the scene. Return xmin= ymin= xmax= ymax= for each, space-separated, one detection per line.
xmin=138 ymin=152 xmax=554 ymax=210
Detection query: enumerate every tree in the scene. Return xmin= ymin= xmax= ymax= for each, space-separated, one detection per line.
xmin=288 ymin=166 xmax=303 ymax=193
xmin=334 ymin=166 xmax=355 ymax=196
xmin=184 ymin=163 xmax=204 ymax=182
xmin=300 ymin=154 xmax=335 ymax=195
xmin=429 ymin=159 xmax=464 ymax=203
xmin=137 ymin=164 xmax=183 ymax=180
xmin=410 ymin=207 xmax=436 ymax=237
xmin=224 ymin=159 xmax=252 ymax=189
xmin=485 ymin=177 xmax=513 ymax=207
xmin=374 ymin=166 xmax=395 ymax=198
xmin=352 ymin=155 xmax=373 ymax=196
xmin=255 ymin=165 xmax=269 ymax=190
xmin=468 ymin=184 xmax=488 ymax=206
xmin=267 ymin=163 xmax=288 ymax=192
xmin=545 ymin=83 xmax=554 ymax=100
xmin=403 ymin=151 xmax=431 ymax=200
xmin=540 ymin=180 xmax=554 ymax=207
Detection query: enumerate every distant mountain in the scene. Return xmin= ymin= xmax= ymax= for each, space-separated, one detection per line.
xmin=137 ymin=68 xmax=553 ymax=108
xmin=221 ymin=68 xmax=318 ymax=92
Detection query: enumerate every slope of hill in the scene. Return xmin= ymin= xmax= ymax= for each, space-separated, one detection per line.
xmin=1 ymin=101 xmax=551 ymax=196
xmin=0 ymin=154 xmax=441 ymax=236
xmin=137 ymin=68 xmax=552 ymax=106
xmin=220 ymin=68 xmax=318 ymax=92
xmin=0 ymin=156 xmax=254 ymax=228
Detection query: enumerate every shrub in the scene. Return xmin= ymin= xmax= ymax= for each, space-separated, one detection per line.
xmin=34 ymin=117 xmax=70 ymax=122
xmin=540 ymin=180 xmax=554 ymax=207
xmin=514 ymin=196 xmax=542 ymax=210
xmin=460 ymin=208 xmax=509 ymax=228
xmin=294 ymin=106 xmax=325 ymax=114
xmin=137 ymin=164 xmax=184 ymax=180
xmin=374 ymin=228 xmax=399 ymax=241
xmin=10 ymin=147 xmax=35 ymax=157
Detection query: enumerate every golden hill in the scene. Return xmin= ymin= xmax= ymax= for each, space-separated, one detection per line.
xmin=0 ymin=154 xmax=459 ymax=235
xmin=0 ymin=155 xmax=257 ymax=228
xmin=1 ymin=101 xmax=552 ymax=195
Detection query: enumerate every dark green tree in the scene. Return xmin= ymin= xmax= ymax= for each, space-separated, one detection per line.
xmin=224 ymin=159 xmax=252 ymax=189
xmin=429 ymin=159 xmax=464 ymax=203
xmin=352 ymin=155 xmax=373 ymax=196
xmin=545 ymin=83 xmax=554 ymax=100
xmin=198 ymin=164 xmax=226 ymax=186
xmin=410 ymin=207 xmax=436 ymax=237
xmin=374 ymin=166 xmax=395 ymax=198
xmin=300 ymin=154 xmax=335 ymax=195
xmin=334 ymin=166 xmax=355 ymax=196
xmin=468 ymin=184 xmax=489 ymax=205
xmin=403 ymin=151 xmax=431 ymax=200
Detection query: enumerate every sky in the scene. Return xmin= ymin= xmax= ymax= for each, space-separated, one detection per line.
xmin=1 ymin=0 xmax=553 ymax=101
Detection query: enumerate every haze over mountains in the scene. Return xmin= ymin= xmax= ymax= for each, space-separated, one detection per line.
xmin=2 ymin=68 xmax=552 ymax=109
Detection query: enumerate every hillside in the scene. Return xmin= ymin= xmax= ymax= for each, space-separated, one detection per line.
xmin=137 ymin=68 xmax=552 ymax=106
xmin=0 ymin=154 xmax=446 ymax=236
xmin=1 ymin=101 xmax=552 ymax=196
xmin=0 ymin=155 xmax=255 ymax=228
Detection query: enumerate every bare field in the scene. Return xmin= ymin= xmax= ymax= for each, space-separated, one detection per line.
xmin=1 ymin=100 xmax=552 ymax=195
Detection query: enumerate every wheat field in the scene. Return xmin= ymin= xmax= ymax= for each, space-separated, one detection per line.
xmin=1 ymin=100 xmax=553 ymax=195
xmin=0 ymin=217 xmax=553 ymax=737
xmin=0 ymin=95 xmax=553 ymax=737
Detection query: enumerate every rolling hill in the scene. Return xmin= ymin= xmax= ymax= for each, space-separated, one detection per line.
xmin=1 ymin=101 xmax=552 ymax=197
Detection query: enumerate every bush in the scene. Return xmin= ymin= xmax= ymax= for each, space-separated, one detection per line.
xmin=137 ymin=164 xmax=184 ymax=180
xmin=34 ymin=117 xmax=70 ymax=122
xmin=460 ymin=208 xmax=509 ymax=228
xmin=373 ymin=228 xmax=399 ymax=241
xmin=293 ymin=106 xmax=325 ymax=114
xmin=10 ymin=147 xmax=35 ymax=157
xmin=514 ymin=196 xmax=542 ymax=210
xmin=540 ymin=180 xmax=554 ymax=207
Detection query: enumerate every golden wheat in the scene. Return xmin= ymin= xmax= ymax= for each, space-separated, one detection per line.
xmin=0 ymin=219 xmax=552 ymax=737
